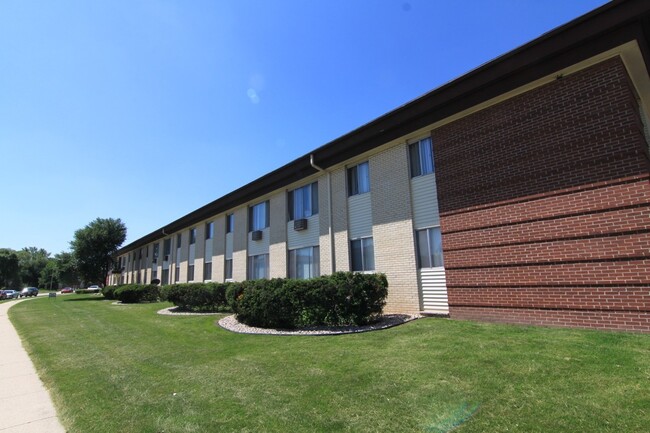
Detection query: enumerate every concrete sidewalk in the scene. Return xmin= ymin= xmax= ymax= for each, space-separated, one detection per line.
xmin=0 ymin=299 xmax=66 ymax=433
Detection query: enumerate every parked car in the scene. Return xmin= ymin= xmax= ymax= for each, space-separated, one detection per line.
xmin=60 ymin=287 xmax=73 ymax=294
xmin=20 ymin=287 xmax=39 ymax=297
xmin=0 ymin=290 xmax=7 ymax=300
xmin=87 ymin=285 xmax=101 ymax=293
xmin=3 ymin=290 xmax=19 ymax=299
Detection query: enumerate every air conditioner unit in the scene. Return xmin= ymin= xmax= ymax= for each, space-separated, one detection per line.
xmin=251 ymin=230 xmax=263 ymax=241
xmin=294 ymin=218 xmax=308 ymax=231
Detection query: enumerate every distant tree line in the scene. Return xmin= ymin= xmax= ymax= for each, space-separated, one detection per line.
xmin=0 ymin=217 xmax=126 ymax=290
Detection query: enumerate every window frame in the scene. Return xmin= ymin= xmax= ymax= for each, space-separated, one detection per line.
xmin=226 ymin=214 xmax=234 ymax=234
xmin=347 ymin=161 xmax=370 ymax=197
xmin=416 ymin=226 xmax=444 ymax=269
xmin=409 ymin=137 xmax=435 ymax=178
xmin=224 ymin=259 xmax=233 ymax=281
xmin=288 ymin=182 xmax=319 ymax=221
xmin=248 ymin=201 xmax=270 ymax=232
xmin=350 ymin=237 xmax=375 ymax=272
xmin=288 ymin=246 xmax=320 ymax=279
xmin=247 ymin=254 xmax=269 ymax=280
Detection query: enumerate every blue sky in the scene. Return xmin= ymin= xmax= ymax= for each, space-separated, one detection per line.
xmin=0 ymin=0 xmax=608 ymax=255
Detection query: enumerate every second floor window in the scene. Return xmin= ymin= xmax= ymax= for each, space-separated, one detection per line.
xmin=163 ymin=239 xmax=171 ymax=259
xmin=205 ymin=222 xmax=214 ymax=239
xmin=348 ymin=162 xmax=370 ymax=196
xmin=226 ymin=214 xmax=234 ymax=234
xmin=409 ymin=137 xmax=434 ymax=177
xmin=189 ymin=228 xmax=196 ymax=245
xmin=249 ymin=201 xmax=269 ymax=231
xmin=288 ymin=182 xmax=318 ymax=220
xmin=152 ymin=243 xmax=159 ymax=264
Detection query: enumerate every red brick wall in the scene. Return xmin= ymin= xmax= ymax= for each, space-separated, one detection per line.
xmin=432 ymin=57 xmax=650 ymax=332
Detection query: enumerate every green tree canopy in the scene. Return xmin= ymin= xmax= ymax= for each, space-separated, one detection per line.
xmin=70 ymin=217 xmax=127 ymax=286
xmin=55 ymin=251 xmax=81 ymax=287
xmin=0 ymin=248 xmax=21 ymax=289
xmin=17 ymin=247 xmax=50 ymax=287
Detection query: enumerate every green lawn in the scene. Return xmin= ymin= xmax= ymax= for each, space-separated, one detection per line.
xmin=9 ymin=296 xmax=650 ymax=433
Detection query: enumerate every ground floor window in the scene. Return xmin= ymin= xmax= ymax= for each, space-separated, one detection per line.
xmin=225 ymin=259 xmax=233 ymax=281
xmin=151 ymin=268 xmax=158 ymax=281
xmin=188 ymin=264 xmax=195 ymax=281
xmin=174 ymin=266 xmax=180 ymax=282
xmin=248 ymin=254 xmax=269 ymax=280
xmin=161 ymin=269 xmax=169 ymax=286
xmin=203 ymin=262 xmax=212 ymax=281
xmin=416 ymin=227 xmax=444 ymax=268
xmin=289 ymin=246 xmax=320 ymax=279
xmin=350 ymin=237 xmax=375 ymax=272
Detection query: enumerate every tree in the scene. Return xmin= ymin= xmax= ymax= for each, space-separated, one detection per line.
xmin=38 ymin=259 xmax=59 ymax=290
xmin=0 ymin=248 xmax=20 ymax=289
xmin=54 ymin=251 xmax=81 ymax=288
xmin=70 ymin=218 xmax=127 ymax=286
xmin=17 ymin=247 xmax=50 ymax=287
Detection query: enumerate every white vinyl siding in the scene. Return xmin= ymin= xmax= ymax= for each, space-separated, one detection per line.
xmin=419 ymin=268 xmax=449 ymax=314
xmin=348 ymin=193 xmax=372 ymax=239
xmin=411 ymin=173 xmax=441 ymax=228
xmin=248 ymin=227 xmax=270 ymax=256
xmin=287 ymin=214 xmax=320 ymax=249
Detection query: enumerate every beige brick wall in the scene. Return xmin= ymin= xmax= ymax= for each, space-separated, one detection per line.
xmin=370 ymin=143 xmax=421 ymax=314
xmin=232 ymin=207 xmax=248 ymax=281
xmin=331 ymin=167 xmax=350 ymax=272
xmin=270 ymin=192 xmax=287 ymax=278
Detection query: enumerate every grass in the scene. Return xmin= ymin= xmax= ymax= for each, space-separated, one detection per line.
xmin=9 ymin=295 xmax=650 ymax=433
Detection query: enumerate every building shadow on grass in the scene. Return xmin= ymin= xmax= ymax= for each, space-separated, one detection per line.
xmin=63 ymin=297 xmax=107 ymax=302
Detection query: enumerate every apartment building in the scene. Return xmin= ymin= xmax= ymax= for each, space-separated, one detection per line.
xmin=112 ymin=0 xmax=650 ymax=332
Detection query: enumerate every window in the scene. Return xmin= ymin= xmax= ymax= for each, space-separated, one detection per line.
xmin=409 ymin=137 xmax=434 ymax=177
xmin=176 ymin=233 xmax=182 ymax=249
xmin=163 ymin=239 xmax=171 ymax=260
xmin=189 ymin=228 xmax=196 ymax=245
xmin=288 ymin=182 xmax=319 ymax=220
xmin=350 ymin=237 xmax=375 ymax=272
xmin=289 ymin=246 xmax=320 ymax=279
xmin=152 ymin=243 xmax=159 ymax=264
xmin=248 ymin=254 xmax=269 ymax=279
xmin=205 ymin=221 xmax=214 ymax=239
xmin=226 ymin=214 xmax=234 ymax=233
xmin=416 ymin=227 xmax=444 ymax=268
xmin=225 ymin=259 xmax=233 ymax=280
xmin=203 ymin=262 xmax=212 ymax=281
xmin=188 ymin=264 xmax=195 ymax=281
xmin=174 ymin=266 xmax=180 ymax=282
xmin=249 ymin=201 xmax=270 ymax=231
xmin=161 ymin=269 xmax=169 ymax=286
xmin=348 ymin=162 xmax=370 ymax=196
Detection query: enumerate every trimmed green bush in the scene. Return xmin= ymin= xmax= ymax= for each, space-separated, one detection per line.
xmin=228 ymin=272 xmax=388 ymax=329
xmin=102 ymin=285 xmax=117 ymax=300
xmin=114 ymin=284 xmax=159 ymax=304
xmin=160 ymin=283 xmax=230 ymax=312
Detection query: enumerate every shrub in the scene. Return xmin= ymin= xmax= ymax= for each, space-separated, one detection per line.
xmin=160 ymin=283 xmax=230 ymax=312
xmin=227 ymin=272 xmax=388 ymax=329
xmin=102 ymin=285 xmax=118 ymax=300
xmin=114 ymin=284 xmax=159 ymax=304
xmin=233 ymin=279 xmax=297 ymax=328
